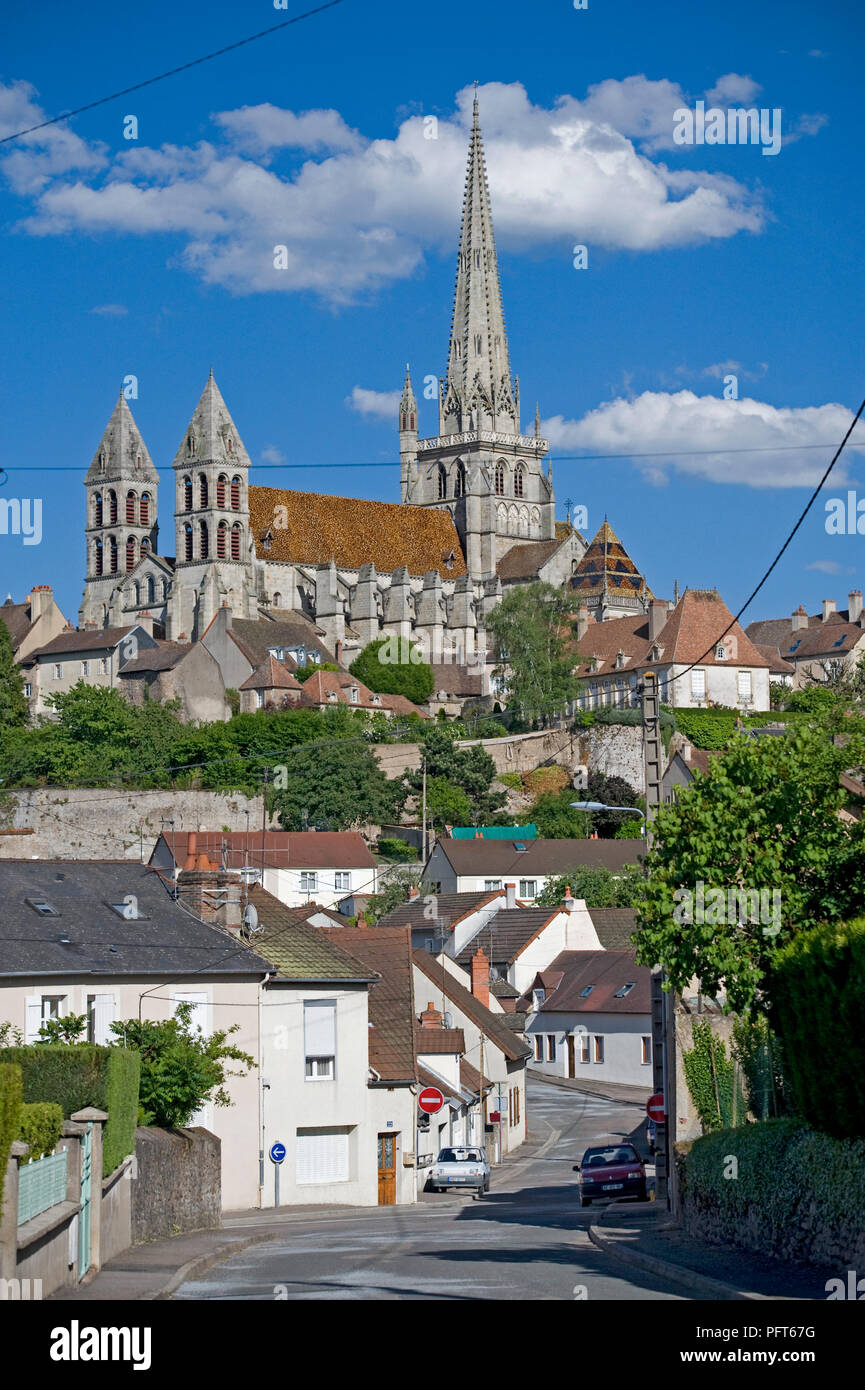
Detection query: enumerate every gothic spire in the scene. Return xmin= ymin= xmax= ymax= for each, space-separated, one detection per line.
xmin=172 ymin=373 xmax=251 ymax=471
xmin=85 ymin=393 xmax=158 ymax=484
xmin=442 ymin=93 xmax=518 ymax=435
xmin=399 ymin=363 xmax=417 ymax=433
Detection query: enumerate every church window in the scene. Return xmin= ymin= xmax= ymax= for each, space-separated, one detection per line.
xmin=217 ymin=521 xmax=227 ymax=559
xmin=94 ymin=539 xmax=103 ymax=576
xmin=93 ymin=493 xmax=103 ymax=527
xmin=454 ymin=463 xmax=466 ymax=498
xmin=474 ymin=249 xmax=481 ymax=269
xmin=216 ymin=475 xmax=227 ymax=509
xmin=410 ymin=413 xmax=415 ymax=430
xmin=184 ymin=524 xmax=193 ymax=562
xmin=140 ymin=538 xmax=149 ymax=556
xmin=437 ymin=465 xmax=448 ymax=500
xmin=99 ymin=451 xmax=106 ymax=472
xmin=273 ymin=593 xmax=281 ymax=608
xmin=187 ymin=434 xmax=195 ymax=456
xmin=199 ymin=520 xmax=209 ymax=559
xmin=140 ymin=493 xmax=150 ymax=526
xmin=133 ymin=581 xmax=140 ymax=605
xmin=227 ymin=437 xmax=233 ymax=454
xmin=198 ymin=474 xmax=208 ymax=509
xmin=231 ymin=476 xmax=241 ymax=510
xmin=231 ymin=523 xmax=242 ymax=561
xmin=108 ymin=536 xmax=118 ymax=574
xmin=514 ymin=464 xmax=525 ymax=498
xmin=126 ymin=491 xmax=136 ymax=524
xmin=162 ymin=579 xmax=169 ymax=601
xmin=108 ymin=490 xmax=118 ymax=525
xmin=126 ymin=536 xmax=136 ymax=571
xmin=494 ymin=463 xmax=505 ymax=495
xmin=474 ymin=334 xmax=482 ymax=355
xmin=183 ymin=476 xmax=193 ymax=511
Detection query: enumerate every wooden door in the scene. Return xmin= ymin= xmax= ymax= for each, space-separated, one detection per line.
xmin=377 ymin=1132 xmax=397 ymax=1205
xmin=567 ymin=1034 xmax=576 ymax=1079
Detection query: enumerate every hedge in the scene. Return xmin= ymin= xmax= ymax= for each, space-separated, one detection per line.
xmin=670 ymin=708 xmax=802 ymax=750
xmin=0 ymin=1063 xmax=23 ymax=1216
xmin=680 ymin=1120 xmax=865 ymax=1266
xmin=0 ymin=1045 xmax=140 ymax=1177
xmin=769 ymin=916 xmax=865 ymax=1138
xmin=18 ymin=1102 xmax=64 ymax=1163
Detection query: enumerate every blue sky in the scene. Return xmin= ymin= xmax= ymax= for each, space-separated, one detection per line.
xmin=2 ymin=0 xmax=864 ymax=626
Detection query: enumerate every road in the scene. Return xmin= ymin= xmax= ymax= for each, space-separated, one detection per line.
xmin=174 ymin=1079 xmax=686 ymax=1301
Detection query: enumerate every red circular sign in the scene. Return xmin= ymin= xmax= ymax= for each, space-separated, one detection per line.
xmin=647 ymin=1093 xmax=665 ymax=1122
xmin=418 ymin=1086 xmax=445 ymax=1115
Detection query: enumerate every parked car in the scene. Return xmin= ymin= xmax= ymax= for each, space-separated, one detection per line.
xmin=574 ymin=1142 xmax=647 ymax=1206
xmin=426 ymin=1146 xmax=490 ymax=1195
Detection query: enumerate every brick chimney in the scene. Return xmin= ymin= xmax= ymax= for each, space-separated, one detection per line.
xmin=505 ymin=881 xmax=517 ymax=910
xmin=183 ymin=832 xmax=198 ymax=872
xmin=850 ymin=590 xmax=863 ymax=625
xmin=134 ymin=611 xmax=154 ymax=638
xmin=791 ymin=606 xmax=809 ymax=631
xmin=408 ymin=885 xmax=420 ymax=901
xmin=471 ymin=948 xmax=490 ymax=1008
xmin=648 ymin=600 xmax=667 ymax=641
xmin=683 ymin=742 xmax=692 ymax=763
xmin=419 ymin=1000 xmax=444 ymax=1028
xmin=822 ymin=599 xmax=837 ymax=623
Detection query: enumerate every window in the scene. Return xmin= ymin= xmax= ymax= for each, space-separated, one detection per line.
xmin=231 ymin=476 xmax=241 ymax=510
xmin=641 ymin=1035 xmax=652 ymax=1066
xmin=54 ymin=664 xmax=63 ymax=680
xmin=300 ymin=872 xmax=318 ymax=894
xmin=199 ymin=520 xmax=209 ymax=559
xmin=691 ymin=668 xmax=706 ymax=701
xmin=546 ymin=1035 xmax=556 ymax=1062
xmin=81 ymin=661 xmax=90 ymax=677
xmin=184 ymin=523 xmax=193 ymax=562
xmin=296 ymin=1127 xmax=350 ymax=1184
xmin=94 ymin=539 xmax=103 ymax=575
xmin=198 ymin=474 xmax=208 ymax=509
xmin=108 ymin=490 xmax=117 ymax=524
xmin=140 ymin=493 xmax=150 ymax=525
xmin=334 ymin=872 xmax=350 ymax=891
xmin=593 ymin=1035 xmax=604 ymax=1064
xmin=579 ymin=985 xmax=593 ymax=998
xmin=24 ymin=683 xmax=31 ymax=697
xmin=737 ymin=670 xmax=752 ymax=701
xmin=532 ymin=987 xmax=545 ymax=1010
xmin=514 ymin=464 xmax=524 ymax=498
xmin=533 ymin=1035 xmax=543 ymax=1062
xmin=126 ymin=491 xmax=136 ymax=524
xmin=93 ymin=493 xmax=103 ymax=526
xmin=109 ymin=535 xmax=118 ymax=573
xmin=231 ymin=523 xmax=241 ymax=561
xmin=614 ymin=982 xmax=636 ymax=998
xmin=183 ymin=476 xmax=193 ymax=511
xmin=484 ymin=879 xmax=502 ymax=891
xmin=304 ymin=1000 xmax=336 ymax=1081
xmin=519 ymin=879 xmax=537 ymax=899
xmin=99 ymin=658 xmax=108 ymax=676
xmin=350 ymin=686 xmax=359 ymax=703
xmin=454 ymin=463 xmax=466 ymax=498
xmin=494 ymin=462 xmax=505 ymax=495
xmin=578 ymin=1033 xmax=590 ymax=1064
xmin=216 ymin=475 xmax=227 ymax=508
xmin=217 ymin=521 xmax=227 ymax=558
xmin=126 ymin=536 xmax=136 ymax=571
xmin=42 ymin=995 xmax=65 ymax=1019
xmin=437 ymin=465 xmax=447 ymax=499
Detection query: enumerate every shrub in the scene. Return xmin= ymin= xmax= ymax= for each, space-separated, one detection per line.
xmin=770 ymin=916 xmax=865 ymax=1137
xmin=349 ymin=639 xmax=435 ymax=704
xmin=102 ymin=1047 xmax=141 ymax=1175
xmin=730 ymin=1013 xmax=792 ymax=1121
xmin=682 ymin=1019 xmax=746 ymax=1131
xmin=0 ymin=1062 xmax=23 ymax=1215
xmin=377 ymin=837 xmax=417 ymax=861
xmin=496 ymin=772 xmax=523 ymax=790
xmin=18 ymin=1102 xmax=64 ymax=1162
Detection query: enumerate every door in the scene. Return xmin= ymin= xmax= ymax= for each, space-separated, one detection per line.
xmin=567 ymin=1034 xmax=576 ymax=1079
xmin=78 ymin=1123 xmax=92 ymax=1278
xmin=377 ymin=1132 xmax=397 ymax=1205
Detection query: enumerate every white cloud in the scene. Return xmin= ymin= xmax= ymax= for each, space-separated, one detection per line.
xmin=542 ymin=390 xmax=865 ymax=488
xmin=260 ymin=445 xmax=286 ymax=463
xmin=805 ymin=560 xmax=854 ymax=575
xmin=90 ymin=303 xmax=127 ymax=316
xmin=214 ymin=104 xmax=364 ymax=156
xmin=0 ymin=80 xmax=107 ymax=195
xmin=347 ymin=386 xmax=400 ymax=420
xmin=705 ymin=73 xmax=762 ymax=105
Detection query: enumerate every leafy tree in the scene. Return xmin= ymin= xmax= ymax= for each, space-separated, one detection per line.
xmin=295 ymin=661 xmax=340 ymax=682
xmin=405 ymin=725 xmax=505 ymax=823
xmin=634 ymin=724 xmax=865 ymax=1015
xmin=537 ymin=865 xmax=645 ymax=909
xmin=110 ymin=1002 xmax=254 ymax=1129
xmin=272 ymin=740 xmax=403 ymax=831
xmin=531 ymin=789 xmax=593 ymax=839
xmin=362 ymin=868 xmax=423 ymax=924
xmin=349 ymin=638 xmax=434 ymax=705
xmin=425 ymin=776 xmax=472 ymax=829
xmin=0 ymin=619 xmax=28 ymax=730
xmin=583 ymin=771 xmax=644 ymax=836
xmin=37 ymin=1013 xmax=87 ymax=1044
xmin=485 ymin=582 xmax=580 ymax=724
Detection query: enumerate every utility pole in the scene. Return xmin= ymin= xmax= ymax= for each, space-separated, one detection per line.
xmin=421 ymin=755 xmax=427 ymax=865
xmin=642 ymin=671 xmax=670 ymax=1210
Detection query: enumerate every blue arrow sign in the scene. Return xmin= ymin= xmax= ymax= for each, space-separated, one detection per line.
xmin=269 ymin=1141 xmax=286 ymax=1164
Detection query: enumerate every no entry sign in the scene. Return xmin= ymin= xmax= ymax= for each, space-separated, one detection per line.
xmin=647 ymin=1093 xmax=666 ymax=1123
xmin=418 ymin=1086 xmax=445 ymax=1115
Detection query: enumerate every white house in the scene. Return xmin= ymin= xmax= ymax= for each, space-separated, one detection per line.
xmin=377 ymin=886 xmax=506 ymax=953
xmin=454 ymin=887 xmax=604 ymax=995
xmin=524 ymin=950 xmax=653 ymax=1088
xmin=423 ymin=837 xmax=643 ymax=898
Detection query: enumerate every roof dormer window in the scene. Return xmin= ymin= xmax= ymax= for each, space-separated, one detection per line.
xmin=28 ymin=899 xmax=60 ymax=917
xmin=614 ymin=982 xmax=636 ymax=998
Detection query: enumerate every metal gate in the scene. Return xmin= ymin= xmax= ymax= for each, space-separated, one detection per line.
xmin=78 ymin=1123 xmax=92 ymax=1278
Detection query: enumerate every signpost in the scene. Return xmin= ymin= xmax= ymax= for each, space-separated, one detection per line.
xmin=270 ymin=1140 xmax=286 ymax=1207
xmin=418 ymin=1087 xmax=445 ymax=1116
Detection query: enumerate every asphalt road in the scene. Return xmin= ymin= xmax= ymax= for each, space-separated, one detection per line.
xmin=174 ymin=1080 xmax=685 ymax=1301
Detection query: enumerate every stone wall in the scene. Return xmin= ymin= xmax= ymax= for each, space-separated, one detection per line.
xmin=372 ymin=729 xmax=578 ymax=782
xmin=0 ymin=789 xmax=264 ymax=861
xmin=575 ymin=724 xmax=646 ymax=794
xmin=131 ymin=1126 xmax=221 ymax=1243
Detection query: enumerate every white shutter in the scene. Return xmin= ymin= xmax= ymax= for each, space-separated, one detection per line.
xmin=304 ymin=1000 xmax=336 ymax=1057
xmin=25 ymin=996 xmax=42 ymax=1043
xmin=691 ymin=668 xmax=706 ymax=700
xmin=737 ymin=670 xmax=752 ymax=699
xmin=174 ymin=993 xmax=210 ymax=1127
xmin=296 ymin=1128 xmax=350 ymax=1184
xmin=92 ymin=993 xmax=115 ymax=1046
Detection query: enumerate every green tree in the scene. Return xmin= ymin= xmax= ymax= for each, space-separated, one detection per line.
xmin=537 ymin=864 xmax=645 ymax=909
xmin=272 ymin=740 xmax=403 ymax=831
xmin=583 ymin=771 xmax=644 ymax=836
xmin=0 ymin=619 xmax=28 ymax=730
xmin=349 ymin=638 xmax=434 ymax=705
xmin=406 ymin=725 xmax=505 ymax=823
xmin=425 ymin=776 xmax=472 ymax=829
xmin=110 ymin=1002 xmax=255 ymax=1129
xmin=634 ymin=724 xmax=865 ymax=1015
xmin=531 ymin=789 xmax=593 ymax=839
xmin=485 ymin=582 xmax=580 ymax=724
xmin=37 ymin=1012 xmax=87 ymax=1044
xmin=362 ymin=868 xmax=423 ymax=924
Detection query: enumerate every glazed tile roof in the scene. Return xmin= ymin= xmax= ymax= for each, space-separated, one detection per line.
xmin=323 ymin=925 xmax=418 ymax=1083
xmin=413 ymin=950 xmax=532 ymax=1062
xmin=533 ymin=949 xmax=651 ymax=1014
xmin=248 ymin=486 xmax=466 ymax=577
xmin=569 ymin=520 xmax=653 ymax=602
xmin=248 ymin=887 xmax=378 ymax=982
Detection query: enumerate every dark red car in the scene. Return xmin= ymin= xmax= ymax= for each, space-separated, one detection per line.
xmin=574 ymin=1142 xmax=647 ymax=1206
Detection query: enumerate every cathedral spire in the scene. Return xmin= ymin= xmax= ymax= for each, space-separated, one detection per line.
xmin=442 ymin=93 xmax=518 ymax=435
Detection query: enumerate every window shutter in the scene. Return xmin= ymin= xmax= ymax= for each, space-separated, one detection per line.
xmin=175 ymin=992 xmax=209 ymax=1034
xmin=25 ymin=996 xmax=42 ymax=1043
xmin=304 ymin=1001 xmax=336 ymax=1057
xmin=92 ymin=993 xmax=116 ymax=1046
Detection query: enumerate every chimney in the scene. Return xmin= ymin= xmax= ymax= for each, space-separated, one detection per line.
xmin=576 ymin=606 xmax=590 ymax=641
xmin=849 ymin=590 xmax=863 ymax=624
xmin=408 ymin=884 xmax=420 ymax=900
xmin=28 ymin=585 xmax=52 ymax=621
xmin=183 ymin=832 xmax=198 ymax=872
xmin=471 ymin=948 xmax=490 ymax=1008
xmin=356 ymin=914 xmax=367 ymax=930
xmin=683 ymin=743 xmax=692 ymax=763
xmin=822 ymin=599 xmax=836 ymax=623
xmin=563 ymin=884 xmax=577 ymax=913
xmin=505 ymin=881 xmax=516 ymax=910
xmin=791 ymin=605 xmax=809 ymax=631
xmin=219 ymin=603 xmax=233 ymax=632
xmin=648 ymin=600 xmax=666 ymax=641
xmin=134 ymin=612 xmax=154 ymax=638
xmin=419 ymin=1000 xmax=444 ymax=1028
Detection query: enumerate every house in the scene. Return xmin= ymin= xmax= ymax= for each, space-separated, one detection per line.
xmin=20 ymin=623 xmax=160 ymax=718
xmin=0 ymin=859 xmax=271 ymax=1211
xmin=199 ymin=604 xmax=338 ymax=696
xmin=119 ymin=637 xmax=228 ymax=722
xmin=0 ymin=586 xmax=68 ymax=663
xmin=663 ymin=739 xmax=721 ymax=802
xmin=299 ymin=667 xmax=426 ymax=719
xmin=453 ymin=886 xmax=604 ymax=995
xmin=522 ymin=950 xmax=653 ymax=1087
xmin=376 ymin=886 xmax=506 ymax=952
xmin=746 ymin=595 xmax=865 ymax=688
xmin=237 ymin=654 xmax=308 ymax=712
xmin=425 ymin=660 xmax=489 ymax=718
xmin=573 ymin=587 xmax=772 ymax=711
xmin=149 ymin=830 xmax=379 ymax=910
xmin=413 ymin=948 xmax=531 ymax=1160
xmin=424 ymin=835 xmax=644 ymax=896
xmin=414 ymin=1003 xmax=490 ymax=1162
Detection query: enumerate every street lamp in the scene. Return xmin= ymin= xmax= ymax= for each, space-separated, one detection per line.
xmin=569 ymin=801 xmax=647 ymax=837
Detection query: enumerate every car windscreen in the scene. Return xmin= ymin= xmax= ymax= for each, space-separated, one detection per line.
xmin=437 ymin=1149 xmax=483 ymax=1163
xmin=581 ymin=1145 xmax=639 ymax=1166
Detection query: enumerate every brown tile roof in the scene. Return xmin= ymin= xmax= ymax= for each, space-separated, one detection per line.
xmin=155 ymin=830 xmax=377 ymax=871
xmin=324 ymin=926 xmax=418 ymax=1082
xmin=753 ymin=643 xmax=795 ymax=675
xmin=239 ymin=655 xmax=304 ymax=692
xmin=0 ymin=598 xmax=34 ymax=651
xmin=417 ymin=1062 xmax=465 ymax=1105
xmin=377 ymin=890 xmax=502 ymax=932
xmin=435 ymin=837 xmax=644 ymax=877
xmin=413 ymin=950 xmax=532 ymax=1062
xmin=428 ymin=663 xmax=484 ymax=697
xmin=535 ymin=949 xmax=651 ymax=1014
xmin=454 ymin=907 xmax=559 ymax=968
xmin=121 ymin=640 xmax=190 ymax=674
xmin=415 ymin=1027 xmax=466 ymax=1054
xmin=777 ymin=621 xmax=865 ymax=661
xmin=569 ymin=520 xmax=653 ymax=602
xmin=459 ymin=1057 xmax=491 ymax=1096
xmin=248 ymin=485 xmax=466 ymax=577
xmin=497 ymin=538 xmax=565 ymax=582
xmin=573 ymin=589 xmax=770 ymax=676
xmin=299 ymin=667 xmax=425 ymax=716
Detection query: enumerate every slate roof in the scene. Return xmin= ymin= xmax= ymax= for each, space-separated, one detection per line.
xmin=323 ymin=926 xmax=418 ymax=1083
xmin=248 ymin=486 xmax=467 ymax=578
xmin=226 ymin=616 xmax=337 ymax=669
xmin=245 ymin=887 xmax=377 ymax=982
xmin=455 ymin=907 xmax=559 ymax=967
xmin=154 ymin=831 xmax=377 ymax=872
xmin=413 ymin=951 xmax=532 ymax=1062
xmin=0 ymin=597 xmax=35 ymax=650
xmin=27 ymin=626 xmax=137 ymax=658
xmin=588 ymin=909 xmax=638 ymax=950
xmin=533 ymin=949 xmax=651 ymax=1015
xmin=121 ymin=641 xmax=190 ymax=674
xmin=376 ymin=890 xmax=502 ymax=932
xmin=433 ymin=837 xmax=644 ymax=876
xmin=0 ymin=861 xmax=270 ymax=978
xmin=428 ymin=663 xmax=484 ymax=696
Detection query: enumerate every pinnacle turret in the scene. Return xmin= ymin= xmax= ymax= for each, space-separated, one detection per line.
xmin=171 ymin=373 xmax=251 ymax=472
xmin=85 ymin=393 xmax=158 ymax=484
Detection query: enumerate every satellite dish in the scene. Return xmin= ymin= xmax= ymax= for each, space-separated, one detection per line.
xmin=243 ymin=904 xmax=261 ymax=934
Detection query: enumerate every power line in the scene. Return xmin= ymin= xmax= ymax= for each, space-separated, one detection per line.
xmin=0 ymin=1 xmax=348 ymax=147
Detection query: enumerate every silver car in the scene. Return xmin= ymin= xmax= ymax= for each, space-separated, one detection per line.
xmin=426 ymin=1146 xmax=491 ymax=1194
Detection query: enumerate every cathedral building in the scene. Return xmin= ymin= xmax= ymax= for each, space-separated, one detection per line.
xmin=79 ymin=99 xmax=650 ymax=664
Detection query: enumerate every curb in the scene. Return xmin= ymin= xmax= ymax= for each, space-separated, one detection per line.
xmin=145 ymin=1230 xmax=276 ymax=1300
xmin=588 ymin=1208 xmax=778 ymax=1302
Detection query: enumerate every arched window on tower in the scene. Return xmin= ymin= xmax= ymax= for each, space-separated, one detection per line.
xmin=140 ymin=492 xmax=150 ymax=526
xmin=494 ymin=462 xmax=505 ymax=496
xmin=126 ymin=491 xmax=136 ymax=524
xmin=231 ymin=522 xmax=242 ymax=561
xmin=184 ymin=523 xmax=193 ymax=562
xmin=162 ymin=578 xmax=169 ymax=602
xmin=454 ymin=463 xmax=466 ymax=498
xmin=437 ymin=465 xmax=448 ymax=500
xmin=217 ymin=521 xmax=228 ymax=559
xmin=94 ymin=539 xmax=103 ymax=576
xmin=199 ymin=520 xmax=209 ymax=559
xmin=231 ymin=476 xmax=241 ymax=510
xmin=126 ymin=536 xmax=137 ymax=571
xmin=198 ymin=474 xmax=208 ymax=509
xmin=108 ymin=535 xmax=118 ymax=574
xmin=183 ymin=476 xmax=193 ymax=511
xmin=514 ymin=463 xmax=525 ymax=498
xmin=216 ymin=474 xmax=227 ymax=509
xmin=140 ymin=537 xmax=149 ymax=558
xmin=93 ymin=493 xmax=103 ymax=527
xmin=108 ymin=490 xmax=118 ymax=525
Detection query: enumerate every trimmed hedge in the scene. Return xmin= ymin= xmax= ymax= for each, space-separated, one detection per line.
xmin=680 ymin=1120 xmax=865 ymax=1266
xmin=0 ymin=1062 xmax=23 ymax=1216
xmin=0 ymin=1045 xmax=140 ymax=1177
xmin=670 ymin=708 xmax=802 ymax=750
xmin=18 ymin=1102 xmax=64 ymax=1163
xmin=770 ymin=916 xmax=865 ymax=1138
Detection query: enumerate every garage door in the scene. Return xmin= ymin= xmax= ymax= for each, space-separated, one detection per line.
xmin=296 ymin=1127 xmax=350 ymax=1185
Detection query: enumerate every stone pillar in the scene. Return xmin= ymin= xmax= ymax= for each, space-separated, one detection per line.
xmin=71 ymin=1108 xmax=108 ymax=1273
xmin=0 ymin=1141 xmax=28 ymax=1279
xmin=349 ymin=563 xmax=381 ymax=647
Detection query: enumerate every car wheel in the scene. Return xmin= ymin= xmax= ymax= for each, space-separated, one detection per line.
xmin=581 ymin=1197 xmax=591 ymax=1207
xmin=637 ymin=1186 xmax=648 ymax=1202
xmin=484 ymin=1178 xmax=490 ymax=1193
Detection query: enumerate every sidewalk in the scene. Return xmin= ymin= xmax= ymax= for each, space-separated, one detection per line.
xmin=50 ymin=1228 xmax=276 ymax=1301
xmin=589 ymin=1202 xmax=832 ymax=1301
xmin=529 ymin=1068 xmax=652 ymax=1107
